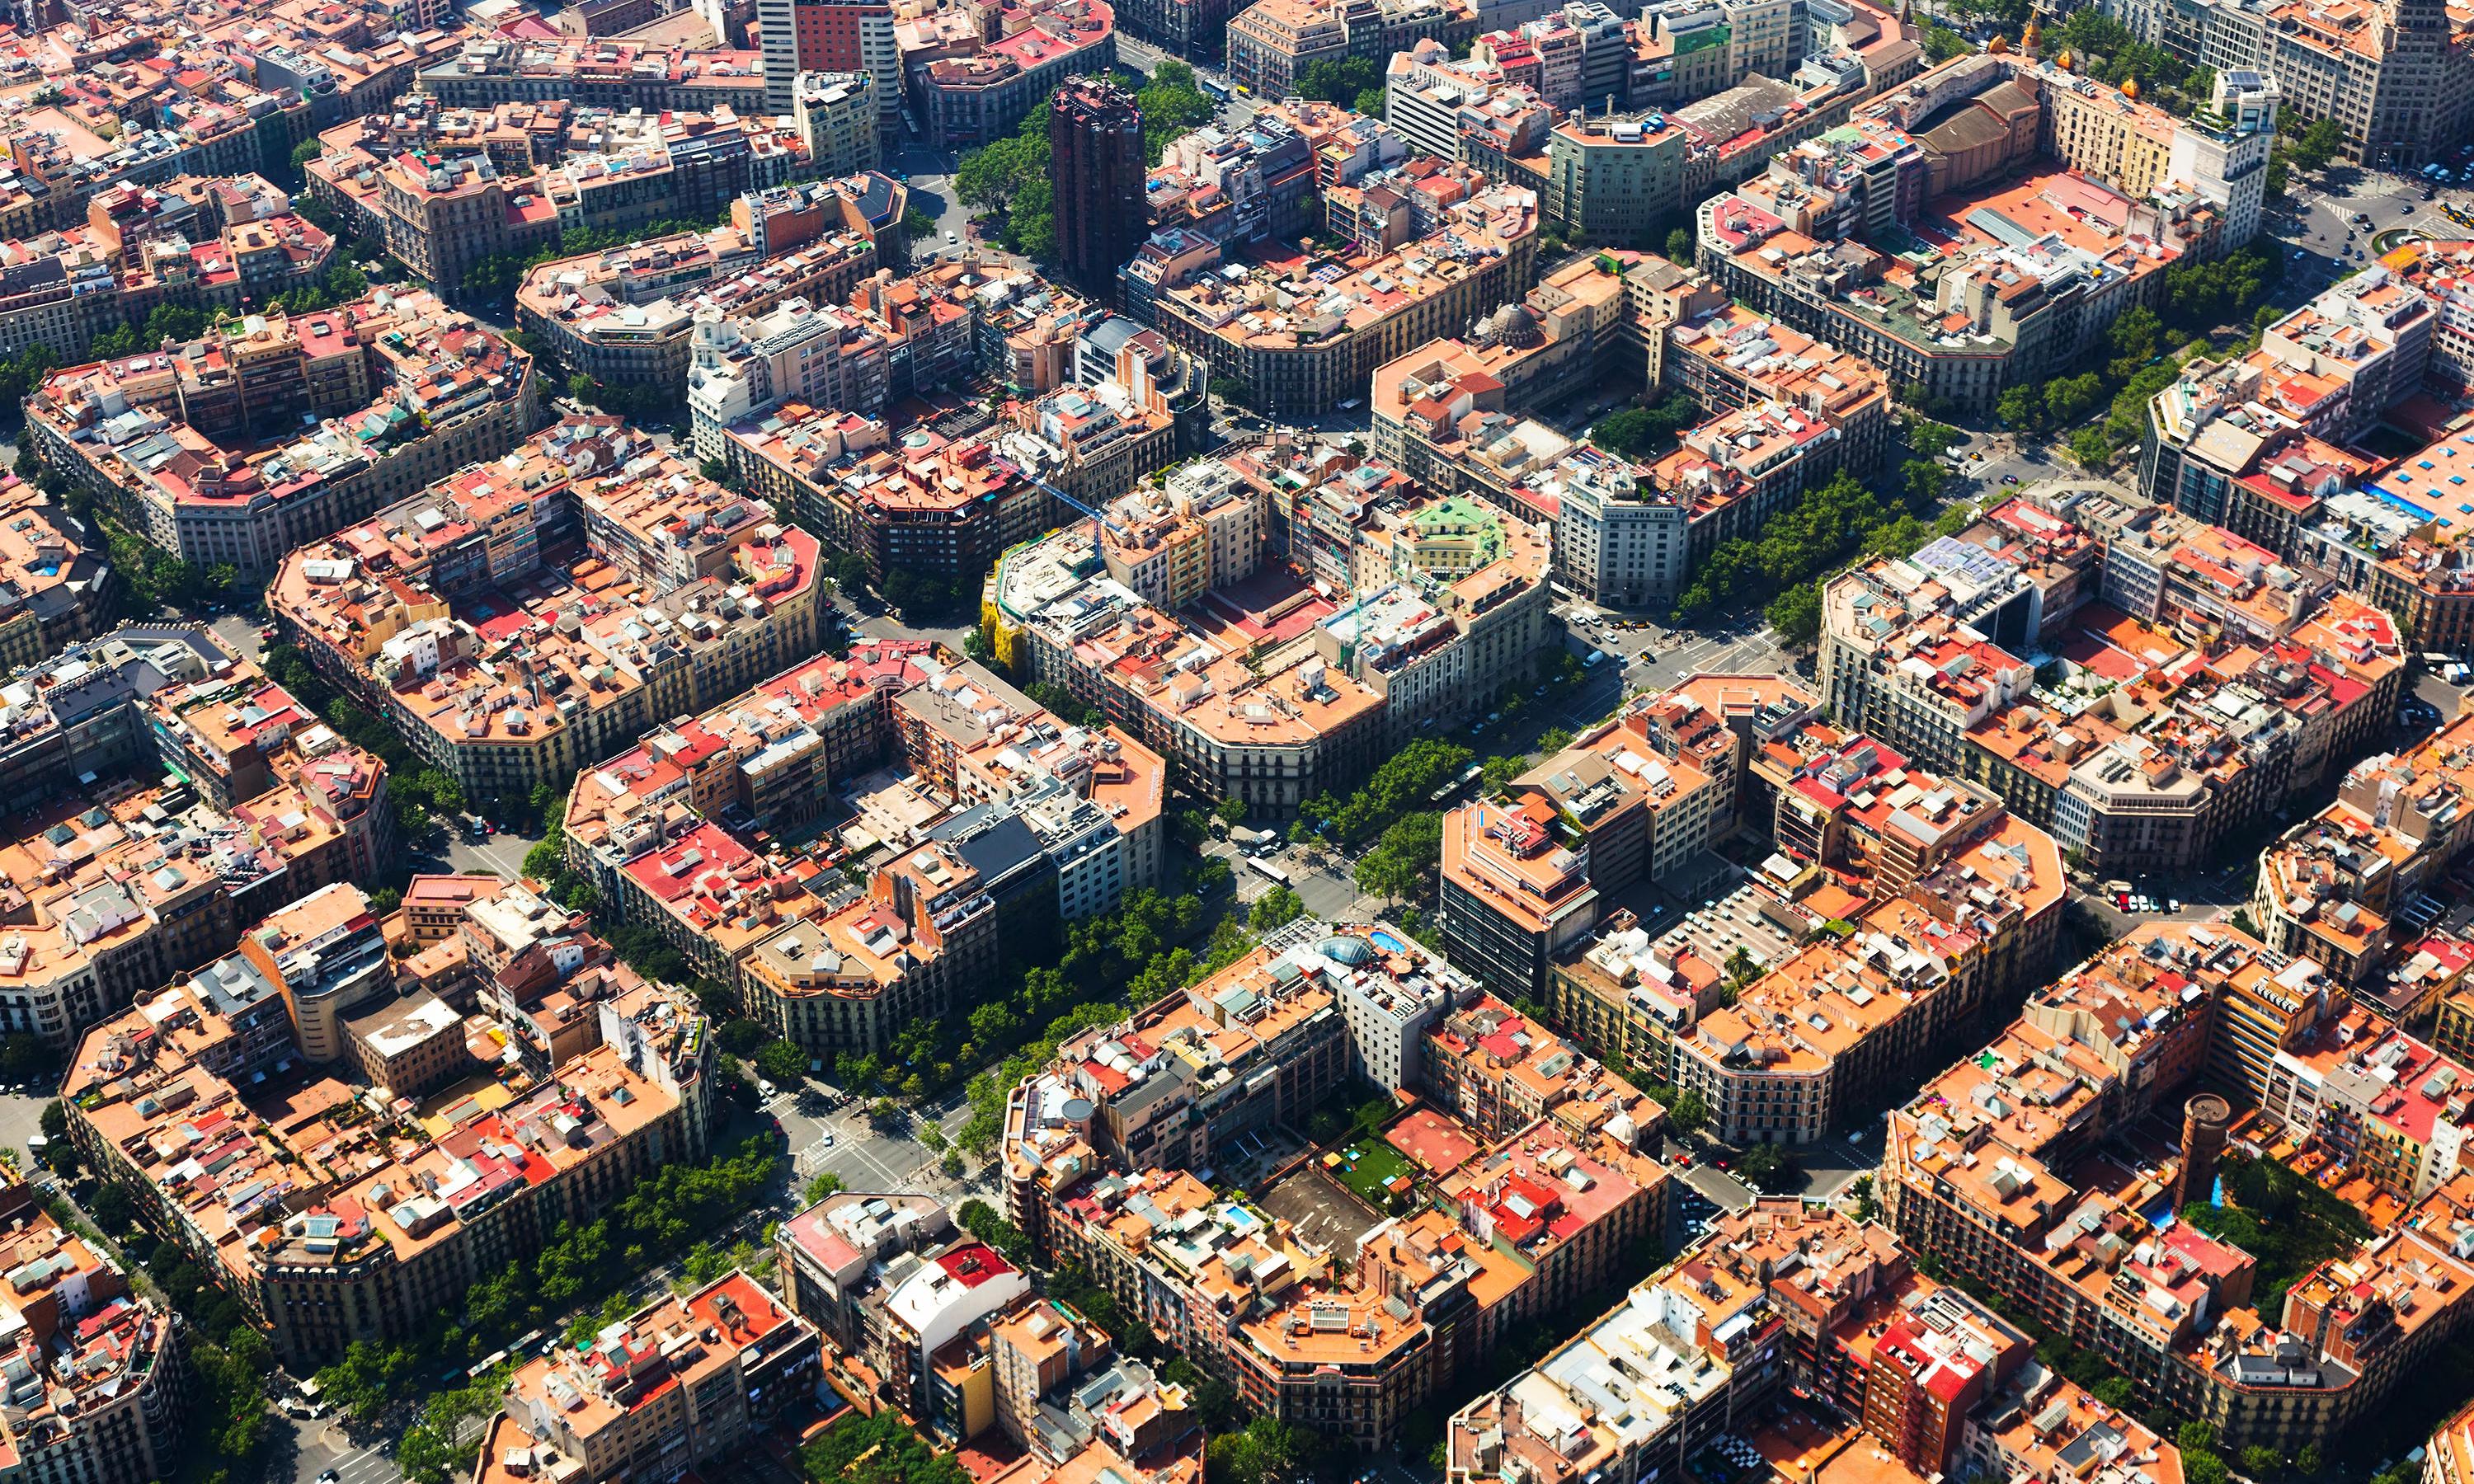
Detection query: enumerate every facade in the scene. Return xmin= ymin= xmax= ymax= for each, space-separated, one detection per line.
xmin=515 ymin=174 xmax=896 ymax=392
xmin=1437 ymin=796 xmax=1599 ymax=1000
xmin=1124 ymin=161 xmax=1538 ymax=418
xmin=1003 ymin=918 xmax=1672 ymax=1452
xmin=1227 ymin=0 xmax=1461 ymax=97
xmin=1696 ymin=54 xmax=2260 ymax=413
xmin=793 ymin=72 xmax=887 ymax=174
xmin=270 ymin=416 xmax=822 ymax=801
xmin=907 ymin=0 xmax=1120 ymax=148
xmin=64 ymin=973 xmax=715 ymax=1367
xmin=0 ymin=1172 xmax=189 ymax=1484
xmin=562 ymin=637 xmax=1164 ymax=1051
xmin=481 ymin=1272 xmax=821 ymax=1482
xmin=986 ymin=439 xmax=1558 ymax=815
xmin=1877 ymin=917 xmax=2474 ymax=1453
xmin=2100 ymin=0 xmax=2469 ymax=167
xmin=0 ymin=632 xmax=395 ymax=1047
xmin=26 ymin=291 xmax=537 ymax=577
xmin=762 ymin=2 xmax=902 ymax=117
xmin=1051 ymin=78 xmax=1147 ymax=302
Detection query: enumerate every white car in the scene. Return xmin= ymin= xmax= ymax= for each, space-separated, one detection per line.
xmin=943 ymin=229 xmax=958 ymax=244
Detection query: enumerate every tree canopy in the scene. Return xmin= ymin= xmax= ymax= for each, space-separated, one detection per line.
xmin=1291 ymin=57 xmax=1382 ymax=106
xmin=1139 ymin=62 xmax=1217 ymax=164
xmin=954 ymin=108 xmax=1059 ymax=261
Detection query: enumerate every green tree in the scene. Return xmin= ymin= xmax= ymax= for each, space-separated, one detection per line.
xmin=802 ymin=1411 xmax=972 ymax=1484
xmin=953 ymin=110 xmax=1058 ymax=261
xmin=1591 ymin=390 xmax=1697 ymax=458
xmin=1291 ymin=56 xmax=1382 ymax=106
xmin=1136 ymin=63 xmax=1218 ymax=164
xmin=1536 ymin=726 xmax=1573 ymax=754
xmin=2241 ymin=1446 xmax=2283 ymax=1480
xmin=1666 ymin=226 xmax=1694 ymax=263
xmin=0 ymin=1034 xmax=45 ymax=1084
xmin=1905 ymin=419 xmax=1964 ymax=461
xmin=1766 ymin=582 xmax=1823 ymax=646
xmin=1736 ymin=1142 xmax=1796 ymax=1191
xmin=803 ymin=1171 xmax=846 ymax=1206
xmin=1206 ymin=1416 xmax=1343 ymax=1484
xmin=1997 ymin=384 xmax=2039 ymax=431
xmin=2106 ymin=303 xmax=2164 ymax=380
xmin=1355 ymin=847 xmax=1422 ymax=905
xmin=1923 ymin=23 xmax=1971 ymax=62
xmin=1249 ymin=885 xmax=1305 ymax=932
xmin=2285 ymin=116 xmax=2345 ymax=172
xmin=753 ymin=1040 xmax=808 ymax=1085
xmin=1902 ymin=458 xmax=1948 ymax=509
xmin=1668 ymin=1087 xmax=1709 ymax=1134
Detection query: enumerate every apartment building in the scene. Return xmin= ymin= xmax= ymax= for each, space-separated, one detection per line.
xmin=480 ymin=1272 xmax=821 ymax=1482
xmin=0 ymin=481 xmax=112 ymax=671
xmin=1513 ymin=712 xmax=2067 ymax=1141
xmin=1420 ymin=992 xmax=1669 ymax=1153
xmin=1226 ymin=0 xmax=1459 ymax=96
xmin=1437 ymin=797 xmax=1600 ymax=1002
xmin=1818 ymin=557 xmax=2039 ymax=776
xmin=562 ymin=636 xmax=1163 ymax=1049
xmin=906 ymin=0 xmax=1119 ymax=147
xmin=0 ymin=1170 xmax=189 ymax=1484
xmin=1124 ymin=162 xmax=1537 ymax=418
xmin=0 ymin=173 xmax=334 ymax=367
xmin=792 ymin=71 xmax=885 ymax=174
xmin=515 ymin=173 xmax=896 ymax=391
xmin=1367 ymin=329 xmax=1690 ymax=607
xmin=26 ymin=291 xmax=537 ymax=578
xmin=1696 ymin=54 xmax=2251 ymax=414
xmin=1446 ymin=1192 xmax=2187 ymax=1484
xmin=0 ymin=655 xmax=397 ymax=1047
xmin=1879 ymin=913 xmax=2474 ymax=1453
xmin=2142 ymin=266 xmax=2434 ymax=547
xmin=2254 ymin=716 xmax=2474 ymax=988
xmin=2100 ymin=0 xmax=2466 ymax=167
xmin=270 ymin=416 xmax=821 ymax=801
xmin=65 ymin=974 xmax=715 ymax=1367
xmin=988 ymin=440 xmax=1556 ymax=813
xmin=1004 ymin=918 xmax=1675 ymax=1451
xmin=415 ymin=37 xmax=773 ymax=115
xmin=758 ymin=2 xmax=901 ymax=117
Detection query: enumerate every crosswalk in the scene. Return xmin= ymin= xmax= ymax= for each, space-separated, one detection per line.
xmin=317 ymin=1443 xmax=400 ymax=1484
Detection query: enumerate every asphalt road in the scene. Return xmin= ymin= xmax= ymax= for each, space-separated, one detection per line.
xmin=770 ymin=1080 xmax=993 ymax=1206
xmin=0 ymin=1090 xmax=49 ymax=1160
xmin=288 ymin=1430 xmax=399 ymax=1484
xmin=2266 ymin=163 xmax=2474 ymax=307
xmin=1113 ymin=37 xmax=1258 ymax=129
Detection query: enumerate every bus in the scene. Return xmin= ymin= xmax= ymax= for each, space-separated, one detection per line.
xmin=1200 ymin=77 xmax=1230 ymax=101
xmin=1244 ymin=857 xmax=1291 ymax=886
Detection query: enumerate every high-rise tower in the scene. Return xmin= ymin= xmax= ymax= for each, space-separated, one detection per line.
xmin=1049 ymin=78 xmax=1145 ymax=303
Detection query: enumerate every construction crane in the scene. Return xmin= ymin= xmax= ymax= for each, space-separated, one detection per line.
xmin=1018 ymin=463 xmax=1124 ymax=543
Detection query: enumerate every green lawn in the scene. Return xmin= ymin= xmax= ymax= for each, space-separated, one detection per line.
xmin=1329 ymin=1139 xmax=1413 ymax=1208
